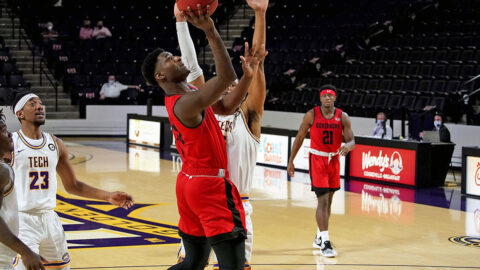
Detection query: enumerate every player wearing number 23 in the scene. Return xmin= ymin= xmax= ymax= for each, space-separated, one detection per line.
xmin=9 ymin=91 xmax=134 ymax=270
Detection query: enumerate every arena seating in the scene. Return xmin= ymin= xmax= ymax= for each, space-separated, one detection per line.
xmin=0 ymin=46 xmax=29 ymax=105
xmin=10 ymin=0 xmax=241 ymax=107
xmin=7 ymin=0 xmax=480 ymax=124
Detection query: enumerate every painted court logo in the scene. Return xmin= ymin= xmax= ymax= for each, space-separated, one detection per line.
xmin=55 ymin=193 xmax=180 ymax=249
xmin=448 ymin=236 xmax=480 ymax=248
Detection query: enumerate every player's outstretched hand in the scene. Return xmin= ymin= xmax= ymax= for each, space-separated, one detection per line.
xmin=21 ymin=249 xmax=47 ymax=270
xmin=240 ymin=42 xmax=261 ymax=78
xmin=338 ymin=145 xmax=350 ymax=156
xmin=174 ymin=4 xmax=186 ymax=22
xmin=287 ymin=162 xmax=295 ymax=177
xmin=246 ymin=0 xmax=269 ymax=12
xmin=182 ymin=5 xmax=215 ymax=33
xmin=108 ymin=191 xmax=135 ymax=210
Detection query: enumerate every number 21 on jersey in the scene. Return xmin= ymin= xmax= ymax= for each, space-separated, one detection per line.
xmin=29 ymin=171 xmax=49 ymax=190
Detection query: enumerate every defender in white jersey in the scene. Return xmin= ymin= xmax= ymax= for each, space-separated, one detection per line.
xmin=175 ymin=0 xmax=268 ymax=268
xmin=0 ymin=109 xmax=45 ymax=270
xmin=10 ymin=91 xmax=134 ymax=270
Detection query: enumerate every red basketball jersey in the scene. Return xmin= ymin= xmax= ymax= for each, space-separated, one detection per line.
xmin=165 ymin=94 xmax=228 ymax=170
xmin=310 ymin=107 xmax=343 ymax=153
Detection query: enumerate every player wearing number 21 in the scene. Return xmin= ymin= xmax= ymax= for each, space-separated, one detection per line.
xmin=9 ymin=91 xmax=134 ymax=270
xmin=288 ymin=84 xmax=355 ymax=258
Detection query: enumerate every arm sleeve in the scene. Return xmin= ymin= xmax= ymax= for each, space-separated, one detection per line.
xmin=176 ymin=22 xmax=203 ymax=82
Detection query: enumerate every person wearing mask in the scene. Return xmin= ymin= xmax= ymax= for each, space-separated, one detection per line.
xmin=372 ymin=112 xmax=392 ymax=140
xmin=92 ymin=20 xmax=112 ymax=39
xmin=41 ymin=22 xmax=59 ymax=40
xmin=99 ymin=75 xmax=141 ymax=104
xmin=79 ymin=19 xmax=93 ymax=40
xmin=40 ymin=22 xmax=59 ymax=55
xmin=432 ymin=113 xmax=451 ymax=143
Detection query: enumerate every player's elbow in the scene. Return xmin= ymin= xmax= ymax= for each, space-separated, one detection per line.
xmin=64 ymin=180 xmax=81 ymax=195
xmin=218 ymin=71 xmax=236 ymax=85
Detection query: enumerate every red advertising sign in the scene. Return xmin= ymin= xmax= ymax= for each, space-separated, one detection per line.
xmin=349 ymin=144 xmax=416 ymax=186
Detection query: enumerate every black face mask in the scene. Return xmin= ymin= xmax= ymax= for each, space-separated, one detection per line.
xmin=97 ymin=25 xmax=103 ymax=29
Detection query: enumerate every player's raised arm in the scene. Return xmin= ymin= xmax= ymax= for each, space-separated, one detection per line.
xmin=0 ymin=165 xmax=46 ymax=270
xmin=338 ymin=112 xmax=355 ymax=156
xmin=174 ymin=5 xmax=236 ymax=119
xmin=175 ymin=3 xmax=205 ymax=88
xmin=242 ymin=0 xmax=269 ymax=136
xmin=213 ymin=42 xmax=265 ymax=115
xmin=288 ymin=110 xmax=314 ymax=177
xmin=54 ymin=137 xmax=134 ymax=209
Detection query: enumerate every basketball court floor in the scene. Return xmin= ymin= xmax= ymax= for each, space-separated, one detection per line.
xmin=54 ymin=138 xmax=479 ymax=270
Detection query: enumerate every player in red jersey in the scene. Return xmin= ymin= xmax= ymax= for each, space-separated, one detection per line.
xmin=141 ymin=6 xmax=262 ymax=270
xmin=288 ymin=84 xmax=355 ymax=257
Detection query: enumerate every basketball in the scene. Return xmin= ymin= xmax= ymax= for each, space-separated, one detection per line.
xmin=176 ymin=0 xmax=218 ymax=16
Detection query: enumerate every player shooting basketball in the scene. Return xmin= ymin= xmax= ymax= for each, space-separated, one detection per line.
xmin=173 ymin=0 xmax=268 ymax=268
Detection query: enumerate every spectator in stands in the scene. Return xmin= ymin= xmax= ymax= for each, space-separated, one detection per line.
xmin=92 ymin=20 xmax=112 ymax=39
xmin=99 ymin=75 xmax=141 ymax=104
xmin=41 ymin=22 xmax=59 ymax=54
xmin=79 ymin=19 xmax=93 ymax=40
xmin=41 ymin=22 xmax=59 ymax=40
xmin=372 ymin=112 xmax=392 ymax=140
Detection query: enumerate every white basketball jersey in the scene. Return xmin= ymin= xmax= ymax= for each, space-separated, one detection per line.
xmin=11 ymin=130 xmax=59 ymax=212
xmin=216 ymin=108 xmax=260 ymax=195
xmin=0 ymin=164 xmax=18 ymax=263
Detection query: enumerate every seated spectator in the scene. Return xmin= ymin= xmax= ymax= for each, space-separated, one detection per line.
xmin=92 ymin=20 xmax=112 ymax=40
xmin=41 ymin=22 xmax=59 ymax=54
xmin=79 ymin=19 xmax=93 ymax=40
xmin=373 ymin=112 xmax=392 ymax=139
xmin=41 ymin=22 xmax=59 ymax=40
xmin=99 ymin=75 xmax=141 ymax=104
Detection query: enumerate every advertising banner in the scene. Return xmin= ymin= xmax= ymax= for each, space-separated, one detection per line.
xmin=349 ymin=144 xmax=416 ymax=186
xmin=257 ymin=134 xmax=289 ymax=167
xmin=128 ymin=119 xmax=161 ymax=148
xmin=466 ymin=156 xmax=480 ymax=197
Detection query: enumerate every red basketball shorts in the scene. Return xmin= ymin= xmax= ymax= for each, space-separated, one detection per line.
xmin=309 ymin=153 xmax=341 ymax=195
xmin=176 ymin=168 xmax=247 ymax=245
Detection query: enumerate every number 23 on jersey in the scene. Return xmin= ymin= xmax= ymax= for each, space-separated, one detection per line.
xmin=29 ymin=171 xmax=49 ymax=190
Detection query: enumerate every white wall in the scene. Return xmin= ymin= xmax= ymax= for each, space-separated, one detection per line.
xmin=2 ymin=105 xmax=478 ymax=166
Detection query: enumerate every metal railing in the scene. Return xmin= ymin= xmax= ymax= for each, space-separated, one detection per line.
xmin=7 ymin=3 xmax=60 ymax=112
xmin=16 ymin=22 xmax=35 ymax=74
xmin=39 ymin=58 xmax=59 ymax=112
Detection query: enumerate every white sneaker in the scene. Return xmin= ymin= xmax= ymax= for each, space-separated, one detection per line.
xmin=313 ymin=236 xmax=322 ymax=249
xmin=320 ymin=241 xmax=338 ymax=258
